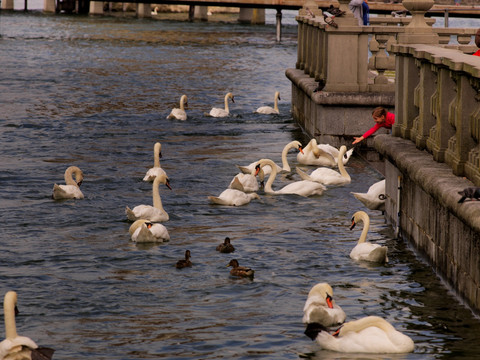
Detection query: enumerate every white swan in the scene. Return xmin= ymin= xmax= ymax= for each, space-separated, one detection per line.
xmin=143 ymin=142 xmax=167 ymax=182
xmin=304 ymin=316 xmax=414 ymax=353
xmin=126 ymin=173 xmax=171 ymax=222
xmin=349 ymin=211 xmax=388 ymax=263
xmin=129 ymin=219 xmax=170 ymax=243
xmin=303 ymin=283 xmax=346 ymax=327
xmin=0 ymin=291 xmax=55 ymax=360
xmin=297 ymin=138 xmax=337 ymax=167
xmin=166 ymin=94 xmax=187 ymax=121
xmin=151 ymin=6 xmax=159 ymax=15
xmin=255 ymin=91 xmax=280 ymax=114
xmin=209 ymin=92 xmax=234 ymax=117
xmin=52 ymin=166 xmax=84 ymax=200
xmin=228 ymin=165 xmax=265 ymax=193
xmin=257 ymin=158 xmax=326 ymax=197
xmin=351 ymin=179 xmax=386 ymax=211
xmin=208 ymin=189 xmax=260 ymax=206
xmin=317 ymin=143 xmax=354 ymax=165
xmin=296 ymin=145 xmax=351 ymax=186
xmin=237 ymin=140 xmax=303 ymax=176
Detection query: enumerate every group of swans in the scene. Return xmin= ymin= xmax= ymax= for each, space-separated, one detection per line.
xmin=166 ymin=91 xmax=282 ymax=120
xmin=302 ymin=283 xmax=414 ymax=354
xmin=0 ymin=291 xmax=54 ymax=360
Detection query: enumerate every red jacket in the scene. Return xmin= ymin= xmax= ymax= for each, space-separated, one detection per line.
xmin=362 ymin=112 xmax=395 ymax=139
xmin=473 ymin=50 xmax=480 ymax=57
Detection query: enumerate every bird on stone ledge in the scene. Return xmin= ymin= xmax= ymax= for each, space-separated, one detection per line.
xmin=458 ymin=187 xmax=480 ymax=203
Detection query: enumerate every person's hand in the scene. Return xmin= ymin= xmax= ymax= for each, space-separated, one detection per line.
xmin=352 ymin=136 xmax=364 ymax=145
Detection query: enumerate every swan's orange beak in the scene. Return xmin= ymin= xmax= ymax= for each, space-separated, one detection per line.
xmin=299 ymin=146 xmax=304 ymax=154
xmin=165 ymin=179 xmax=172 ymax=190
xmin=350 ymin=219 xmax=356 ymax=230
xmin=255 ymin=165 xmax=261 ymax=176
xmin=326 ymin=294 xmax=334 ymax=309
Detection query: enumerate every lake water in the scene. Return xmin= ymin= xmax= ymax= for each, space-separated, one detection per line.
xmin=1 ymin=9 xmax=480 ymax=360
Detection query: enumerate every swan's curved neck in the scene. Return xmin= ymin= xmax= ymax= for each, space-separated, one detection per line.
xmin=65 ymin=166 xmax=82 ymax=186
xmin=274 ymin=93 xmax=279 ymax=112
xmin=224 ymin=94 xmax=231 ymax=112
xmin=259 ymin=159 xmax=278 ymax=194
xmin=337 ymin=148 xmax=350 ymax=180
xmin=152 ymin=178 xmax=165 ymax=212
xmin=356 ymin=213 xmax=370 ymax=244
xmin=180 ymin=96 xmax=186 ymax=111
xmin=153 ymin=143 xmax=161 ymax=168
xmin=281 ymin=141 xmax=297 ymax=172
xmin=4 ymin=291 xmax=18 ymax=339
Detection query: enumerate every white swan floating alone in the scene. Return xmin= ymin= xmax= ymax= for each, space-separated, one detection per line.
xmin=296 ymin=145 xmax=351 ymax=186
xmin=129 ymin=219 xmax=170 ymax=243
xmin=126 ymin=173 xmax=171 ymax=222
xmin=349 ymin=211 xmax=388 ymax=263
xmin=255 ymin=91 xmax=280 ymax=114
xmin=237 ymin=140 xmax=303 ymax=176
xmin=0 ymin=291 xmax=55 ymax=360
xmin=52 ymin=166 xmax=84 ymax=200
xmin=303 ymin=283 xmax=346 ymax=327
xmin=257 ymin=158 xmax=326 ymax=197
xmin=167 ymin=94 xmax=188 ymax=121
xmin=351 ymin=179 xmax=386 ymax=211
xmin=143 ymin=142 xmax=167 ymax=182
xmin=304 ymin=315 xmax=414 ymax=354
xmin=208 ymin=189 xmax=260 ymax=206
xmin=209 ymin=92 xmax=234 ymax=118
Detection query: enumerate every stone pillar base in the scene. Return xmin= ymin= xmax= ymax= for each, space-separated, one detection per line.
xmin=238 ymin=8 xmax=265 ymax=24
xmin=89 ymin=0 xmax=104 ymax=15
xmin=194 ymin=6 xmax=208 ymax=21
xmin=43 ymin=0 xmax=55 ymax=12
xmin=137 ymin=3 xmax=151 ymax=18
xmin=1 ymin=0 xmax=14 ymax=10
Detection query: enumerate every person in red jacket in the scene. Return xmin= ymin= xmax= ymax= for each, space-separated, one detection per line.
xmin=352 ymin=107 xmax=395 ymax=145
xmin=473 ymin=29 xmax=480 ymax=57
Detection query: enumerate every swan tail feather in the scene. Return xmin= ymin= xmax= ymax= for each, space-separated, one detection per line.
xmin=296 ymin=168 xmax=313 ymax=182
xmin=125 ymin=206 xmax=137 ymax=221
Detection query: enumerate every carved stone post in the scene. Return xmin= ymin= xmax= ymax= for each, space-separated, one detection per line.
xmin=397 ymin=0 xmax=438 ymax=44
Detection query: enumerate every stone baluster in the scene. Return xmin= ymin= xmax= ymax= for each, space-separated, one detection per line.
xmin=397 ymin=0 xmax=438 ymax=45
xmin=313 ymin=21 xmax=327 ymax=83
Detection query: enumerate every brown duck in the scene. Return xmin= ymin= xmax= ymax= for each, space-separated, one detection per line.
xmin=227 ymin=259 xmax=254 ymax=278
xmin=216 ymin=237 xmax=235 ymax=253
xmin=176 ymin=250 xmax=192 ymax=269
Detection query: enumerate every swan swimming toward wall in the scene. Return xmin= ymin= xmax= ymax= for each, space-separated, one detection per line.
xmin=129 ymin=219 xmax=170 ymax=243
xmin=303 ymin=283 xmax=346 ymax=327
xmin=52 ymin=165 xmax=84 ymax=200
xmin=143 ymin=142 xmax=167 ymax=182
xmin=296 ymin=145 xmax=351 ymax=186
xmin=209 ymin=92 xmax=234 ymax=117
xmin=297 ymin=138 xmax=337 ymax=167
xmin=126 ymin=173 xmax=171 ymax=222
xmin=0 ymin=291 xmax=55 ymax=360
xmin=349 ymin=211 xmax=388 ymax=263
xmin=237 ymin=140 xmax=303 ymax=175
xmin=229 ymin=164 xmax=264 ymax=193
xmin=257 ymin=158 xmax=326 ymax=197
xmin=255 ymin=91 xmax=280 ymax=114
xmin=351 ymin=179 xmax=386 ymax=211
xmin=304 ymin=316 xmax=414 ymax=353
xmin=208 ymin=189 xmax=260 ymax=206
xmin=167 ymin=94 xmax=188 ymax=121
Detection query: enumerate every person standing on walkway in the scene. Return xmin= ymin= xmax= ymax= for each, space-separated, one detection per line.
xmin=349 ymin=0 xmax=364 ymax=26
xmin=352 ymin=107 xmax=395 ymax=145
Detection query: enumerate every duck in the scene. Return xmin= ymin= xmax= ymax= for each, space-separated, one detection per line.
xmin=126 ymin=173 xmax=171 ymax=222
xmin=143 ymin=142 xmax=167 ymax=182
xmin=255 ymin=91 xmax=280 ymax=114
xmin=166 ymin=94 xmax=188 ymax=121
xmin=256 ymin=158 xmax=326 ymax=197
xmin=209 ymin=92 xmax=234 ymax=117
xmin=227 ymin=259 xmax=254 ymax=278
xmin=52 ymin=166 xmax=84 ymax=200
xmin=0 ymin=291 xmax=55 ymax=360
xmin=304 ymin=316 xmax=414 ymax=353
xmin=351 ymin=179 xmax=386 ymax=211
xmin=349 ymin=211 xmax=388 ymax=263
xmin=208 ymin=189 xmax=260 ymax=206
xmin=296 ymin=145 xmax=351 ymax=186
xmin=129 ymin=219 xmax=170 ymax=243
xmin=176 ymin=250 xmax=192 ymax=268
xmin=302 ymin=283 xmax=346 ymax=327
xmin=228 ymin=164 xmax=264 ymax=193
xmin=237 ymin=140 xmax=303 ymax=176
xmin=216 ymin=237 xmax=235 ymax=253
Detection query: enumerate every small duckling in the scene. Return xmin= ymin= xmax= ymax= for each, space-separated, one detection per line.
xmin=176 ymin=250 xmax=192 ymax=269
xmin=216 ymin=237 xmax=235 ymax=253
xmin=227 ymin=259 xmax=254 ymax=279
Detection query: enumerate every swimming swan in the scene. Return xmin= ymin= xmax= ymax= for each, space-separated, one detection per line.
xmin=296 ymin=145 xmax=351 ymax=186
xmin=209 ymin=92 xmax=234 ymax=117
xmin=126 ymin=173 xmax=171 ymax=222
xmin=304 ymin=316 xmax=414 ymax=353
xmin=257 ymin=158 xmax=326 ymax=197
xmin=349 ymin=211 xmax=388 ymax=263
xmin=351 ymin=179 xmax=386 ymax=211
xmin=167 ymin=94 xmax=188 ymax=121
xmin=255 ymin=91 xmax=280 ymax=114
xmin=317 ymin=143 xmax=354 ymax=166
xmin=0 ymin=291 xmax=55 ymax=360
xmin=129 ymin=219 xmax=170 ymax=243
xmin=229 ymin=165 xmax=264 ymax=193
xmin=143 ymin=142 xmax=167 ymax=182
xmin=303 ymin=283 xmax=346 ymax=327
xmin=237 ymin=140 xmax=303 ymax=175
xmin=52 ymin=166 xmax=84 ymax=200
xmin=297 ymin=138 xmax=336 ymax=167
xmin=208 ymin=189 xmax=260 ymax=206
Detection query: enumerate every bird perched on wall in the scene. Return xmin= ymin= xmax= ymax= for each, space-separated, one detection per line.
xmin=458 ymin=187 xmax=480 ymax=203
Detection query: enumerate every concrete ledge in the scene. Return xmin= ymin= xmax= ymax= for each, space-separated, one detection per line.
xmin=374 ymin=134 xmax=480 ymax=233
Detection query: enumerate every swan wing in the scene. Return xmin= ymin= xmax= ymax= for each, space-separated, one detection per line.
xmin=255 ymin=106 xmax=278 ymax=114
xmin=52 ymin=184 xmax=84 ymax=200
xmin=143 ymin=167 xmax=167 ymax=182
xmin=229 ymin=173 xmax=258 ymax=193
xmin=208 ymin=189 xmax=258 ymax=206
xmin=0 ymin=336 xmax=38 ymax=359
xmin=209 ymin=108 xmax=229 ymax=117
xmin=350 ymin=243 xmax=388 ymax=263
xmin=167 ymin=108 xmax=187 ymax=121
xmin=297 ymin=150 xmax=335 ymax=167
xmin=126 ymin=205 xmax=169 ymax=222
xmin=277 ymin=180 xmax=326 ymax=197
xmin=133 ymin=224 xmax=169 ymax=242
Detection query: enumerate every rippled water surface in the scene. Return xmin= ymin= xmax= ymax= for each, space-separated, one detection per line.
xmin=1 ymin=11 xmax=480 ymax=360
